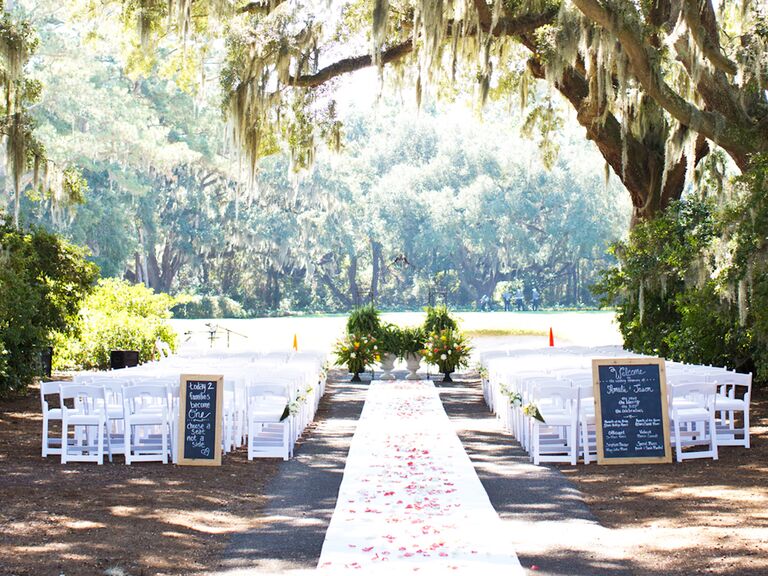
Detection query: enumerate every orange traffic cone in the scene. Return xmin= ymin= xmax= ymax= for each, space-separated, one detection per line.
xmin=549 ymin=327 xmax=554 ymax=347
xmin=293 ymin=333 xmax=298 ymax=351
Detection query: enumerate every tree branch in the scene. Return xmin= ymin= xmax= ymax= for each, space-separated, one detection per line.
xmin=571 ymin=0 xmax=762 ymax=167
xmin=291 ymin=10 xmax=558 ymax=88
xmin=682 ymin=0 xmax=738 ymax=76
xmin=292 ymin=39 xmax=414 ymax=87
xmin=239 ymin=1 xmax=285 ymax=15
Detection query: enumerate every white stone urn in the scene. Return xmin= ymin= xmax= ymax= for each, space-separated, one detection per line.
xmin=405 ymin=352 xmax=422 ymax=380
xmin=379 ymin=352 xmax=397 ymax=380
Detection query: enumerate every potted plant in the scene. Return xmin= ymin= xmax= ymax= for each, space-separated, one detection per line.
xmin=376 ymin=323 xmax=400 ymax=381
xmin=421 ymin=328 xmax=472 ymax=382
xmin=346 ymin=304 xmax=381 ymax=335
xmin=400 ymin=326 xmax=425 ymax=380
xmin=334 ymin=333 xmax=379 ymax=382
xmin=423 ymin=304 xmax=458 ymax=334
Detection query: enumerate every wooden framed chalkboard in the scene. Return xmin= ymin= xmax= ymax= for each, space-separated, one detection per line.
xmin=592 ymin=358 xmax=672 ymax=465
xmin=177 ymin=374 xmax=223 ymax=466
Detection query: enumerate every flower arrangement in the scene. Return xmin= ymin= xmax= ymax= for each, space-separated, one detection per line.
xmin=421 ymin=328 xmax=472 ymax=375
xmin=334 ymin=332 xmax=380 ymax=375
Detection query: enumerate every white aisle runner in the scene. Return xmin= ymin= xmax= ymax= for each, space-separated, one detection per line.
xmin=316 ymin=381 xmax=524 ymax=574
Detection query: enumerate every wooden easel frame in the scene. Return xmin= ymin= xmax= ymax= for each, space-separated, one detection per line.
xmin=177 ymin=374 xmax=224 ymax=466
xmin=592 ymin=358 xmax=672 ymax=465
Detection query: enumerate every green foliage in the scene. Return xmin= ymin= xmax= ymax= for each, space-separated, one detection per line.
xmin=171 ymin=295 xmax=248 ymax=319
xmin=53 ymin=278 xmax=179 ymax=370
xmin=346 ymin=304 xmax=381 ymax=336
xmin=375 ymin=322 xmax=401 ymax=356
xmin=423 ymin=305 xmax=459 ymax=334
xmin=0 ymin=214 xmax=97 ymax=396
xmin=594 ymin=181 xmax=768 ymax=379
xmin=398 ymin=326 xmax=426 ymax=358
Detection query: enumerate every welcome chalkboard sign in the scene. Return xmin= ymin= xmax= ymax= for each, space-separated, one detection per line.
xmin=177 ymin=374 xmax=223 ymax=466
xmin=592 ymin=358 xmax=672 ymax=465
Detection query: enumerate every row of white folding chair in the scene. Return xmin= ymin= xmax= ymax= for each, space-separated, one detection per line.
xmin=667 ymin=370 xmax=750 ymax=450
xmin=42 ymin=381 xmax=168 ymax=465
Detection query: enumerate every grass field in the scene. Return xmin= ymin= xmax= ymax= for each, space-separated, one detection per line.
xmin=170 ymin=310 xmax=623 ymax=356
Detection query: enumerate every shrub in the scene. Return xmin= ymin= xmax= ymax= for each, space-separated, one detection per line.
xmin=594 ymin=193 xmax=765 ymax=378
xmin=0 ymin=216 xmax=98 ymax=397
xmin=54 ymin=278 xmax=179 ymax=370
xmin=171 ymin=294 xmax=248 ymax=319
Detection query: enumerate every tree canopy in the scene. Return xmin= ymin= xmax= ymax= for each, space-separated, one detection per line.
xmin=161 ymin=0 xmax=765 ymax=222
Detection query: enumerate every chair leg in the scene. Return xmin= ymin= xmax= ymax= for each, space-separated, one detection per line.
xmin=744 ymin=409 xmax=750 ymax=448
xmin=61 ymin=419 xmax=68 ymax=464
xmin=162 ymin=421 xmax=168 ymax=464
xmin=580 ymin=419 xmax=590 ymax=464
xmin=247 ymin=421 xmax=254 ymax=461
xmin=283 ymin=422 xmax=290 ymax=461
xmin=97 ymin=421 xmax=104 ymax=465
xmin=124 ymin=426 xmax=132 ymax=465
xmin=570 ymin=422 xmax=578 ymax=466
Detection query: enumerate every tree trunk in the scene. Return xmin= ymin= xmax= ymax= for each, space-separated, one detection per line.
xmin=348 ymin=254 xmax=360 ymax=307
xmin=370 ymin=240 xmax=382 ymax=303
xmin=523 ymin=38 xmax=707 ymax=224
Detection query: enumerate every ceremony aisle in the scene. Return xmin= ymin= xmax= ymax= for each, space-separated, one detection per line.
xmin=316 ymin=380 xmax=524 ymax=574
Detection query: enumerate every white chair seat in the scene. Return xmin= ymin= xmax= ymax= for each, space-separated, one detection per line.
xmin=714 ymin=396 xmax=745 ymax=410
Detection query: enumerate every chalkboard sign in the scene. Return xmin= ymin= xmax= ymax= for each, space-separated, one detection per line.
xmin=592 ymin=358 xmax=672 ymax=465
xmin=177 ymin=374 xmax=223 ymax=466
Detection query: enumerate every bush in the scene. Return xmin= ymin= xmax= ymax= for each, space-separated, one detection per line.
xmin=171 ymin=294 xmax=248 ymax=319
xmin=54 ymin=278 xmax=179 ymax=370
xmin=594 ymin=193 xmax=764 ymax=377
xmin=0 ymin=216 xmax=98 ymax=397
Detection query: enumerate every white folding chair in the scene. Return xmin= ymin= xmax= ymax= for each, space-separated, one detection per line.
xmin=122 ymin=384 xmax=171 ymax=464
xmin=576 ymin=384 xmax=597 ymax=464
xmin=529 ymin=384 xmax=580 ymax=466
xmin=710 ymin=371 xmax=752 ymax=448
xmin=60 ymin=384 xmax=112 ymax=465
xmin=85 ymin=376 xmax=126 ymax=455
xmin=669 ymin=382 xmax=719 ymax=461
xmin=246 ymin=383 xmax=292 ymax=461
xmin=40 ymin=381 xmax=64 ymax=457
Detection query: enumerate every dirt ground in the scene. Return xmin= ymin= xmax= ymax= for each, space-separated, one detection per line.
xmin=0 ymin=383 xmax=280 ymax=576
xmin=561 ymin=384 xmax=768 ymax=575
xmin=2 ymin=377 xmax=767 ymax=576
